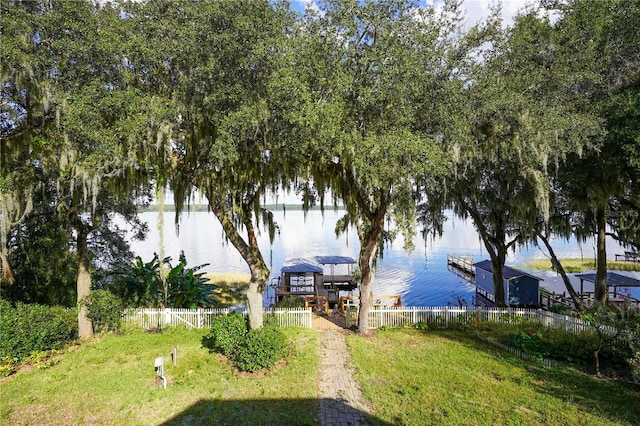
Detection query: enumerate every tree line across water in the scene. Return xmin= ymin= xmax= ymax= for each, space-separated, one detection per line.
xmin=1 ymin=0 xmax=639 ymax=338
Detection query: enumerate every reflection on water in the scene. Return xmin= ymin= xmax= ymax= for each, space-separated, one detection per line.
xmin=125 ymin=210 xmax=635 ymax=307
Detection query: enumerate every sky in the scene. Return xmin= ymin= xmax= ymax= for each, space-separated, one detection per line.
xmin=291 ymin=0 xmax=532 ymax=28
xmin=458 ymin=0 xmax=531 ymax=27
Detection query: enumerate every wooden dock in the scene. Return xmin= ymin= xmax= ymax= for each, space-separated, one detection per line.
xmin=540 ymin=288 xmax=640 ymax=311
xmin=447 ymin=255 xmax=475 ymax=282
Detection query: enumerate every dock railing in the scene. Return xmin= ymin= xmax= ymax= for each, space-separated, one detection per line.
xmin=123 ymin=307 xmax=313 ymax=329
xmin=305 ymin=296 xmax=329 ymax=313
xmin=447 ymin=255 xmax=475 ymax=274
xmin=540 ymin=288 xmax=640 ymax=310
xmin=338 ymin=295 xmax=401 ymax=314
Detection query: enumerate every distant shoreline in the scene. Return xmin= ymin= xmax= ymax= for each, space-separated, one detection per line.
xmin=140 ymin=204 xmax=344 ymax=213
xmin=519 ymin=258 xmax=640 ymax=273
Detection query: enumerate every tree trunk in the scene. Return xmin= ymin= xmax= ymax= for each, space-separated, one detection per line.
xmin=462 ymin=200 xmax=507 ymax=306
xmin=246 ymin=278 xmax=265 ymax=329
xmin=208 ymin=196 xmax=269 ymax=329
xmin=490 ymin=248 xmax=507 ymax=307
xmin=0 ymin=249 xmax=14 ymax=285
xmin=594 ymin=206 xmax=608 ymax=304
xmin=357 ymin=207 xmax=387 ymax=335
xmin=537 ymin=232 xmax=585 ymax=312
xmin=357 ymin=243 xmax=376 ymax=335
xmin=76 ymin=223 xmax=93 ymax=339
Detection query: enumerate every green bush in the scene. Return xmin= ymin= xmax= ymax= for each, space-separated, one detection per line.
xmin=275 ymin=296 xmax=304 ymax=309
xmin=202 ymin=312 xmax=248 ymax=356
xmin=545 ymin=329 xmax=592 ymax=364
xmin=547 ymin=304 xmax=570 ymax=315
xmin=234 ymin=324 xmax=286 ymax=372
xmin=84 ymin=290 xmax=123 ymax=333
xmin=101 ymin=252 xmax=212 ymax=308
xmin=0 ymin=299 xmax=77 ymax=360
xmin=508 ymin=330 xmax=549 ymax=357
xmin=202 ymin=313 xmax=287 ymax=372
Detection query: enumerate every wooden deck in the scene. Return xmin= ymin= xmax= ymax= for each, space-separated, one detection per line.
xmin=540 ymin=288 xmax=640 ymax=311
xmin=319 ymin=274 xmax=356 ymax=289
xmin=337 ymin=295 xmax=401 ymax=314
xmin=273 ymin=255 xmax=360 ymax=307
xmin=447 ymin=254 xmax=475 ymax=283
xmin=273 ymin=275 xmax=354 ymax=306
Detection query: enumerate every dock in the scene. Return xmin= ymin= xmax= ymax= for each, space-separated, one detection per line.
xmin=272 ymin=255 xmax=359 ymax=309
xmin=447 ymin=255 xmax=475 ymax=282
xmin=615 ymin=251 xmax=639 ymax=262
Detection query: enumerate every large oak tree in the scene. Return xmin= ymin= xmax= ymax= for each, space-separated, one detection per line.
xmin=1 ymin=1 xmax=152 ymax=337
xmin=121 ymin=0 xmax=296 ymax=329
xmin=293 ymin=0 xmax=461 ymax=333
xmin=440 ymin=7 xmax=599 ymax=306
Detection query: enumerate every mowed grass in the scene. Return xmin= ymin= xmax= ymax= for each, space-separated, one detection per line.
xmin=3 ymin=326 xmax=639 ymax=425
xmin=348 ymin=329 xmax=640 ymax=426
xmin=0 ymin=327 xmax=318 ymax=425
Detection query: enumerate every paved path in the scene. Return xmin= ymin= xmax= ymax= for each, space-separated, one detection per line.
xmin=315 ymin=314 xmax=372 ymax=426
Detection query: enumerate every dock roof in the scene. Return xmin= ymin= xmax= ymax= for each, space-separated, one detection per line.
xmin=314 ymin=255 xmax=357 ymax=265
xmin=281 ymin=258 xmax=323 ymax=274
xmin=575 ymin=272 xmax=640 ymax=287
xmin=280 ymin=255 xmax=357 ymax=274
xmin=473 ymin=260 xmax=543 ymax=281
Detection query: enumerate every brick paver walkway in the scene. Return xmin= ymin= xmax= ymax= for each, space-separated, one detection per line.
xmin=315 ymin=314 xmax=372 ymax=426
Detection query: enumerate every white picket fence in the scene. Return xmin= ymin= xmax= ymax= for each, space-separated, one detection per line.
xmin=345 ymin=306 xmax=617 ymax=336
xmin=265 ymin=308 xmax=313 ymax=329
xmin=122 ymin=306 xmax=617 ymax=338
xmin=122 ymin=307 xmax=312 ymax=329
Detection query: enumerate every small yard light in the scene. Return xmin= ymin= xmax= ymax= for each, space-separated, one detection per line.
xmin=155 ymin=357 xmax=166 ymax=389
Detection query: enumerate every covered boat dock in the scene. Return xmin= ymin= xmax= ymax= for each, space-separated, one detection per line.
xmin=575 ymin=272 xmax=640 ymax=307
xmin=273 ymin=255 xmax=358 ymax=307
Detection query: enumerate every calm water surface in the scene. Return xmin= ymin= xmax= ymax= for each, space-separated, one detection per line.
xmin=126 ymin=210 xmax=638 ymax=307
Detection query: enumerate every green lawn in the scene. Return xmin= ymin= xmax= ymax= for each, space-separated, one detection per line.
xmin=0 ymin=327 xmax=319 ymax=425
xmin=348 ymin=328 xmax=640 ymax=426
xmin=2 ymin=326 xmax=638 ymax=425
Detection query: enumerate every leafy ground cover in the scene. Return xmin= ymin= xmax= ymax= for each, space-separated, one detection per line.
xmin=0 ymin=327 xmax=318 ymax=425
xmin=348 ymin=328 xmax=640 ymax=426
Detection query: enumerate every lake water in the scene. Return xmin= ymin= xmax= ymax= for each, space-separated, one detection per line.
xmin=126 ymin=210 xmax=640 ymax=307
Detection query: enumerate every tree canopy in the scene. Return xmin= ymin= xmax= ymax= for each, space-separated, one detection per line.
xmin=1 ymin=0 xmax=638 ymax=334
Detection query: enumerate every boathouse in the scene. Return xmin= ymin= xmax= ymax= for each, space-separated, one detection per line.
xmin=473 ymin=260 xmax=542 ymax=307
xmin=274 ymin=255 xmax=358 ymax=307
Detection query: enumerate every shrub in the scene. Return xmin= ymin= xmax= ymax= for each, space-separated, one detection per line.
xmin=0 ymin=299 xmax=77 ymax=360
xmin=547 ymin=304 xmax=570 ymax=315
xmin=545 ymin=330 xmax=593 ymax=364
xmin=414 ymin=321 xmax=429 ymax=331
xmin=165 ymin=252 xmax=213 ymax=308
xmin=84 ymin=290 xmax=123 ymax=333
xmin=202 ymin=312 xmax=248 ymax=356
xmin=275 ymin=295 xmax=305 ymax=309
xmin=101 ymin=252 xmax=212 ymax=308
xmin=234 ymin=325 xmax=286 ymax=372
xmin=508 ymin=330 xmax=549 ymax=357
xmin=202 ymin=313 xmax=287 ymax=372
